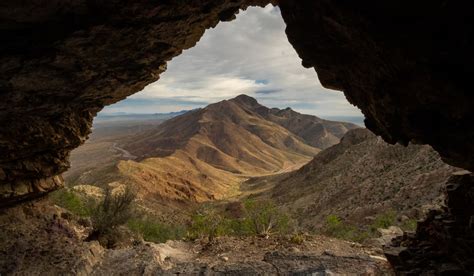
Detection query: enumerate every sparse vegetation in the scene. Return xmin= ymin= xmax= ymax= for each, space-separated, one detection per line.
xmin=401 ymin=218 xmax=418 ymax=232
xmin=127 ymin=217 xmax=186 ymax=243
xmin=187 ymin=199 xmax=292 ymax=242
xmin=49 ymin=189 xmax=92 ymax=217
xmin=88 ymin=185 xmax=136 ymax=245
xmin=187 ymin=206 xmax=229 ymax=242
xmin=370 ymin=210 xmax=397 ymax=231
xmin=51 ymin=185 xmax=415 ymax=248
xmin=323 ymin=215 xmax=369 ymax=242
xmin=322 ymin=211 xmax=418 ymax=243
xmin=289 ymin=233 xmax=305 ymax=244
xmin=243 ymin=199 xmax=290 ymax=236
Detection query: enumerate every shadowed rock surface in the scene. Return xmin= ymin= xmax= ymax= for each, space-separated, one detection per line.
xmin=385 ymin=171 xmax=474 ymax=274
xmin=280 ymin=0 xmax=474 ymax=171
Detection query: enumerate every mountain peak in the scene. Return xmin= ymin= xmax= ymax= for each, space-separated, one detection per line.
xmin=230 ymin=94 xmax=260 ymax=107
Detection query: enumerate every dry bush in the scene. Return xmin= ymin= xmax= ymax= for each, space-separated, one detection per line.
xmin=87 ymin=185 xmax=136 ymax=247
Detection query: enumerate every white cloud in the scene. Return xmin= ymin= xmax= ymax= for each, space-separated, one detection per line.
xmin=102 ymin=5 xmax=363 ymax=118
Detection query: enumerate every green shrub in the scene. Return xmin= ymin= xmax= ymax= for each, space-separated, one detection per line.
xmin=401 ymin=218 xmax=418 ymax=232
xmin=326 ymin=214 xmax=342 ymax=229
xmin=127 ymin=217 xmax=186 ymax=243
xmin=225 ymin=217 xmax=254 ymax=236
xmin=370 ymin=210 xmax=397 ymax=232
xmin=323 ymin=210 xmax=405 ymax=243
xmin=187 ymin=199 xmax=291 ymax=241
xmin=49 ymin=189 xmax=92 ymax=217
xmin=324 ymin=215 xmax=351 ymax=239
xmin=243 ymin=199 xmax=290 ymax=236
xmin=187 ymin=207 xmax=229 ymax=242
xmin=289 ymin=233 xmax=305 ymax=244
xmin=90 ymin=185 xmax=136 ymax=237
xmin=323 ymin=215 xmax=371 ymax=243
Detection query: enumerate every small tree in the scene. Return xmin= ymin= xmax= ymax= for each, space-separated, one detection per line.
xmin=88 ymin=185 xmax=136 ymax=243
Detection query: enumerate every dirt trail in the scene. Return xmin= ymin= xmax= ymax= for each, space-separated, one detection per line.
xmin=111 ymin=142 xmax=137 ymax=159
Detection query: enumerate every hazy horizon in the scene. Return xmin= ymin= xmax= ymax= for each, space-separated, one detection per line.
xmin=97 ymin=102 xmax=366 ymax=127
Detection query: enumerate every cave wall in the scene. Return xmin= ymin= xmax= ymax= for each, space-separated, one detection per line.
xmin=279 ymin=0 xmax=474 ymax=171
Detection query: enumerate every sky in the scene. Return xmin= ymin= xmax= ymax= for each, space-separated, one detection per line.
xmin=101 ymin=5 xmax=363 ymax=119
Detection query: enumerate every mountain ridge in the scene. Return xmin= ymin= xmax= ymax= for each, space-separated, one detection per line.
xmin=122 ymin=94 xmax=359 ymax=161
xmin=242 ymin=128 xmax=459 ymax=230
xmin=67 ymin=95 xmax=360 ymax=209
xmin=230 ymin=94 xmax=359 ymax=149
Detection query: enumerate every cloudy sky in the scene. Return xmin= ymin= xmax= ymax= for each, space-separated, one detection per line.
xmin=101 ymin=5 xmax=363 ymax=119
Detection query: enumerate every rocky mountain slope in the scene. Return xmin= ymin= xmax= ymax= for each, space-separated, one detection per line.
xmin=242 ymin=128 xmax=459 ymax=230
xmin=230 ymin=95 xmax=359 ymax=149
xmin=67 ymin=95 xmax=358 ymax=207
xmin=121 ymin=95 xmax=322 ymax=174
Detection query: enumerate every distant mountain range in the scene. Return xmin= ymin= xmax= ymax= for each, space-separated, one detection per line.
xmin=94 ymin=110 xmax=190 ymax=123
xmin=67 ymin=95 xmax=359 ymax=208
xmin=230 ymin=95 xmax=359 ymax=149
xmin=321 ymin=116 xmax=365 ymax=127
xmin=112 ymin=95 xmax=360 ymax=204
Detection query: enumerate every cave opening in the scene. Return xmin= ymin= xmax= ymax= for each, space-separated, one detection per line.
xmin=1 ymin=1 xmax=473 ymax=274
xmin=64 ymin=4 xmax=367 ymax=231
xmin=58 ymin=4 xmax=408 ymax=273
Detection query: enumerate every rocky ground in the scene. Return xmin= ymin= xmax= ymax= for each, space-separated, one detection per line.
xmin=0 ymin=198 xmax=393 ymax=275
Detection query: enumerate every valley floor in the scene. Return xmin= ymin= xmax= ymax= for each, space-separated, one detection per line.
xmin=0 ymin=199 xmax=393 ymax=275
